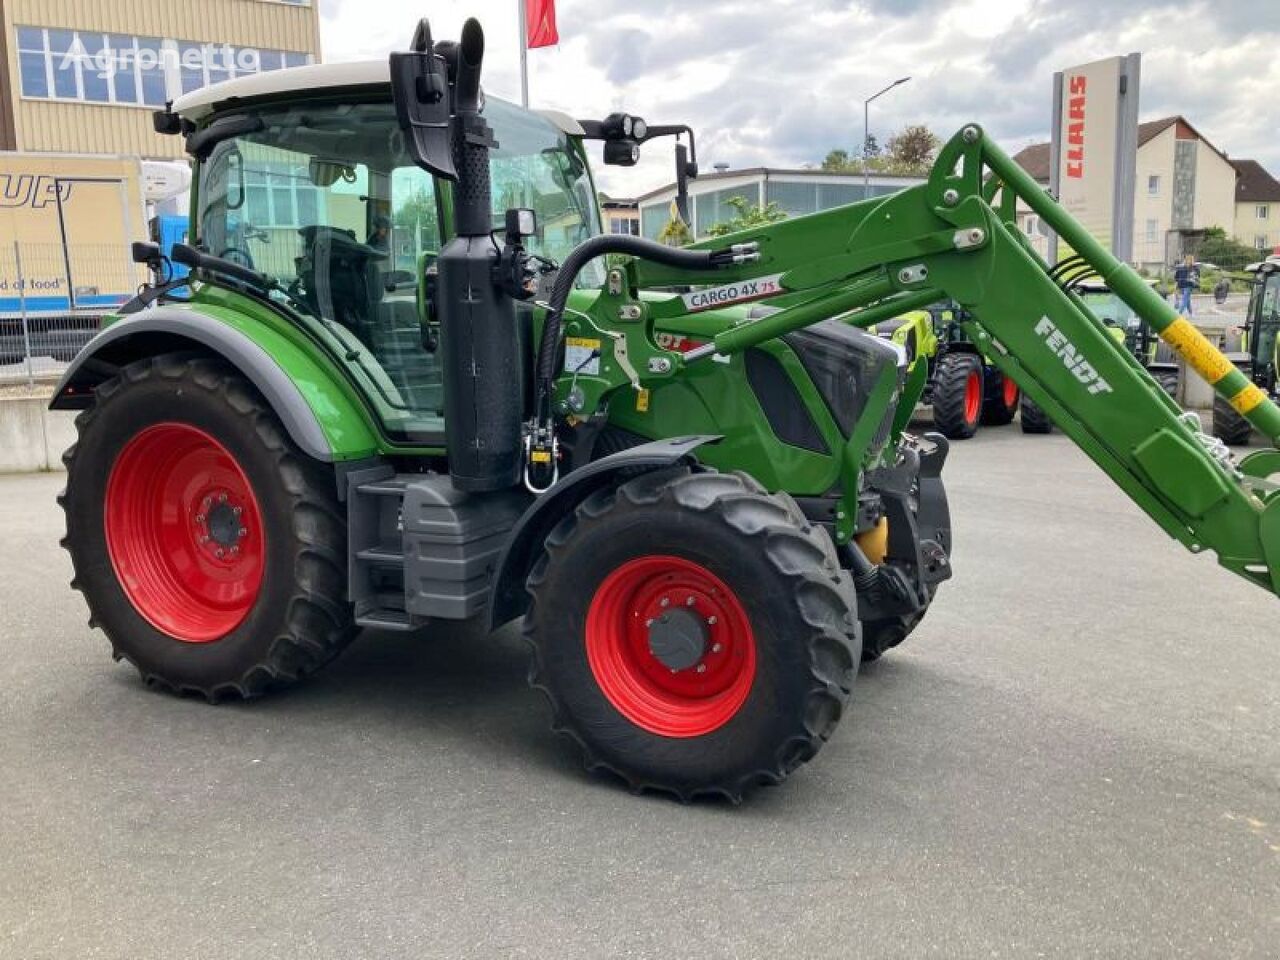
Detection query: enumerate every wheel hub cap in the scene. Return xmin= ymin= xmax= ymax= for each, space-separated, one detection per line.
xmin=585 ymin=555 xmax=756 ymax=738
xmin=647 ymin=606 xmax=709 ymax=671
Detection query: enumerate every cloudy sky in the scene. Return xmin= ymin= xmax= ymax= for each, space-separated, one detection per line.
xmin=318 ymin=0 xmax=1280 ymax=198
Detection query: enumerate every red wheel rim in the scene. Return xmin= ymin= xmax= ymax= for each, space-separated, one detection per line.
xmin=963 ymin=369 xmax=982 ymax=424
xmin=585 ymin=555 xmax=756 ymax=738
xmin=1002 ymin=376 xmax=1019 ymax=409
xmin=104 ymin=423 xmax=265 ymax=643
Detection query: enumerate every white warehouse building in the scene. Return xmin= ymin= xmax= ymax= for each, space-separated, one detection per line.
xmin=635 ymin=168 xmax=926 ymax=240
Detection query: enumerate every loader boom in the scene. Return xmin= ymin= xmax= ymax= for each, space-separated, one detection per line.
xmin=556 ymin=125 xmax=1280 ymax=597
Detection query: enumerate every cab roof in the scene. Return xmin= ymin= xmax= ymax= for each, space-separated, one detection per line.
xmin=171 ymin=60 xmax=585 ymax=136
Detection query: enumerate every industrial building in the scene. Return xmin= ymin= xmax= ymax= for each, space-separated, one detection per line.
xmin=0 ymin=0 xmax=320 ymax=158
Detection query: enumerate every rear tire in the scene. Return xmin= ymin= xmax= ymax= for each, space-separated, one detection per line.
xmin=1019 ymin=393 xmax=1053 ymax=434
xmin=524 ymin=467 xmax=859 ymax=802
xmin=981 ymin=370 xmax=1019 ymax=426
xmin=60 ymin=354 xmax=356 ymax=700
xmin=1213 ymin=393 xmax=1253 ymax=446
xmin=1153 ymin=369 xmax=1179 ymax=399
xmin=932 ymin=353 xmax=984 ymax=439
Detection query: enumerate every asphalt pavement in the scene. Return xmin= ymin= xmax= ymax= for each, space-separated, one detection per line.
xmin=1 ymin=425 xmax=1276 ymax=959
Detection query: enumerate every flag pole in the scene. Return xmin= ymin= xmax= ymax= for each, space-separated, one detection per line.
xmin=519 ymin=0 xmax=529 ymax=107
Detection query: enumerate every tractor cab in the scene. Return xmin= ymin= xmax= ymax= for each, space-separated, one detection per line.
xmin=163 ymin=63 xmax=604 ymax=442
xmin=1240 ymin=258 xmax=1280 ymax=390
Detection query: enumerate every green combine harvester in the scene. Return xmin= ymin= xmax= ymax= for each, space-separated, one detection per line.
xmin=52 ymin=19 xmax=1280 ymax=801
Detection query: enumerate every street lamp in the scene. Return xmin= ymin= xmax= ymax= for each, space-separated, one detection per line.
xmin=863 ymin=76 xmax=911 ymax=197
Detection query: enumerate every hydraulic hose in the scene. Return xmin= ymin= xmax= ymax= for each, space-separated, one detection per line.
xmin=534 ymin=235 xmax=736 ymax=422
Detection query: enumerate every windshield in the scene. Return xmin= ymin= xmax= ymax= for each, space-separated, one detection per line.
xmin=1080 ymin=290 xmax=1137 ymax=329
xmin=194 ymin=95 xmax=601 ymax=441
xmin=1256 ymin=273 xmax=1280 ymax=365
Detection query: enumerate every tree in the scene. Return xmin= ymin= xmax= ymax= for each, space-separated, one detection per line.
xmin=885 ymin=125 xmax=940 ymax=173
xmin=1195 ymin=226 xmax=1261 ymax=274
xmin=658 ymin=213 xmax=692 ymax=247
xmin=705 ymin=196 xmax=788 ymax=238
xmin=822 ymin=148 xmax=854 ymax=172
xmin=862 ymin=133 xmax=880 ymax=159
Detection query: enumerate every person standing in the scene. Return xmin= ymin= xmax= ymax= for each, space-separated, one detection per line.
xmin=1173 ymin=254 xmax=1199 ymax=315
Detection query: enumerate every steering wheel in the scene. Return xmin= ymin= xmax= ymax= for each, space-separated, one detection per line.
xmin=218 ymin=247 xmax=255 ymax=270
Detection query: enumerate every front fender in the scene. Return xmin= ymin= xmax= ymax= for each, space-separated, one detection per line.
xmin=487 ymin=435 xmax=720 ymax=630
xmin=49 ymin=306 xmax=379 ymax=462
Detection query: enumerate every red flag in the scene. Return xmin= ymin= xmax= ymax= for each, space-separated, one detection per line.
xmin=526 ymin=0 xmax=559 ymax=48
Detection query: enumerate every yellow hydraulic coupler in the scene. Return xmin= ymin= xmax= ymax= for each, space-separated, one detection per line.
xmin=855 ymin=517 xmax=889 ymax=565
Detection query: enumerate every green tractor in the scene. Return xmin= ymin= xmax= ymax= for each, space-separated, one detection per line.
xmin=1213 ymin=258 xmax=1280 ymax=446
xmin=1018 ymin=275 xmax=1181 ymax=434
xmin=52 ymin=18 xmax=1280 ymax=800
xmin=877 ymin=303 xmax=1021 ymax=439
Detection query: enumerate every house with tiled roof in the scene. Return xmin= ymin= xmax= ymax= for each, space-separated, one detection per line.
xmin=1010 ymin=116 xmax=1239 ymax=269
xmin=1230 ymin=159 xmax=1280 ymax=255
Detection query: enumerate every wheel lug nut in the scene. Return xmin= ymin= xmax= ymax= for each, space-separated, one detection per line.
xmin=685 ymin=597 xmax=695 ymax=607
xmin=707 ymin=615 xmax=718 ymax=626
xmin=230 ymin=546 xmax=239 ymax=555
xmin=238 ymin=528 xmax=247 ymax=538
xmin=696 ymin=664 xmax=707 ymax=674
xmin=645 ymin=618 xmax=654 ymax=627
xmin=232 ymin=506 xmax=242 ymax=516
xmin=712 ymin=643 xmax=722 ymax=653
xmin=659 ymin=597 xmax=670 ymax=607
xmin=195 ymin=514 xmax=204 ymax=523
xmin=215 ymin=548 xmax=225 ymax=558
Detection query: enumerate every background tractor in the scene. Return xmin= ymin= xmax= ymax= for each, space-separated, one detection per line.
xmin=1213 ymin=258 xmax=1280 ymax=446
xmin=1018 ymin=275 xmax=1180 ymax=434
xmin=877 ymin=303 xmax=1020 ymax=439
xmin=51 ymin=18 xmax=1280 ymax=802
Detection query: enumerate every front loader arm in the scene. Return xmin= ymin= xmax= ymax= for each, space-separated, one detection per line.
xmin=574 ymin=125 xmax=1280 ymax=598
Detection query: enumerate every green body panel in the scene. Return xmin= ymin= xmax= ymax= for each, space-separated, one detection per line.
xmin=181 ymin=285 xmax=413 ymax=460
xmin=560 ymin=288 xmax=897 ymax=542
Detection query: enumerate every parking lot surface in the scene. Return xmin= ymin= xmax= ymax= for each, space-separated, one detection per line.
xmin=1 ymin=426 xmax=1277 ymax=959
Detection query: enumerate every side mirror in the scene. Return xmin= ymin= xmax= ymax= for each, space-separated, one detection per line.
xmin=389 ymin=19 xmax=458 ymax=181
xmin=131 ymin=242 xmax=164 ymax=277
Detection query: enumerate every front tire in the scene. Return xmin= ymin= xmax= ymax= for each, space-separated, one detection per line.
xmin=60 ymin=354 xmax=355 ymax=700
xmin=524 ymin=467 xmax=859 ymax=802
xmin=932 ymin=353 xmax=984 ymax=439
xmin=981 ymin=370 xmax=1019 ymax=426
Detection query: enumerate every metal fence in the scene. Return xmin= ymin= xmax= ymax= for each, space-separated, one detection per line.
xmin=0 ymin=241 xmax=143 ymax=386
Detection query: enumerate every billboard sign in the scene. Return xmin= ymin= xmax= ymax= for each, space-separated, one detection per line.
xmin=1049 ymin=53 xmax=1141 ymax=262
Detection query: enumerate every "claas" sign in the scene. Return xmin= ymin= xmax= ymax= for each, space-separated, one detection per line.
xmin=1066 ymin=76 xmax=1086 ymax=179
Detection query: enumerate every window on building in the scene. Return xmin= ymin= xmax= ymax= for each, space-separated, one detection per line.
xmin=1256 ymin=235 xmax=1269 ymax=250
xmin=1145 ymin=219 xmax=1159 ymax=244
xmin=1024 ymin=214 xmax=1039 ymax=237
xmin=15 ymin=26 xmax=312 ymax=107
xmin=609 ymin=217 xmax=640 ymax=236
xmin=1258 ymin=204 xmax=1270 ymax=220
xmin=1148 ymin=175 xmax=1160 ymax=195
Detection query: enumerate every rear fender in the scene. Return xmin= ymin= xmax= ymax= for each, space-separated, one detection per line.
xmin=48 ymin=306 xmax=379 ymax=462
xmin=487 ymin=435 xmax=720 ymax=630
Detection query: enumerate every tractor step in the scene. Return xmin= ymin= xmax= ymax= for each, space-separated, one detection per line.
xmin=356 ymin=546 xmax=405 ymax=567
xmin=354 ymin=606 xmax=419 ymax=632
xmin=346 ymin=467 xmax=529 ymax=625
